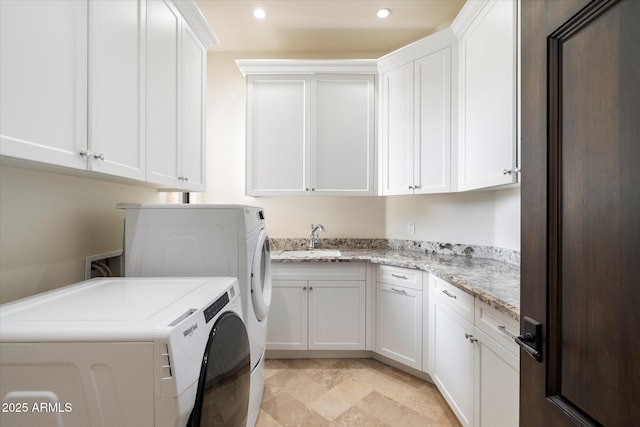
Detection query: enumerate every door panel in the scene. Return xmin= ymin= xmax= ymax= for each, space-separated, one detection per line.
xmin=521 ymin=0 xmax=640 ymax=425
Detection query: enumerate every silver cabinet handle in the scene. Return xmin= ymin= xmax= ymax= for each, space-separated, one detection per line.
xmin=309 ymin=286 xmax=313 ymax=291
xmin=183 ymin=177 xmax=189 ymax=182
xmin=302 ymin=286 xmax=307 ymax=291
xmin=497 ymin=325 xmax=516 ymax=339
xmin=465 ymin=333 xmax=478 ymax=343
xmin=503 ymin=169 xmax=513 ymax=175
xmin=391 ymin=273 xmax=408 ymax=280
xmin=442 ymin=289 xmax=457 ymax=299
xmin=93 ymin=153 xmax=105 ymax=161
xmin=178 ymin=177 xmax=190 ymax=182
xmin=79 ymin=150 xmax=92 ymax=158
xmin=390 ymin=287 xmax=407 ymax=294
xmin=408 ymin=185 xmax=414 ymax=190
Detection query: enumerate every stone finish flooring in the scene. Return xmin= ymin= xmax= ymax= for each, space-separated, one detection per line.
xmin=256 ymin=358 xmax=462 ymax=427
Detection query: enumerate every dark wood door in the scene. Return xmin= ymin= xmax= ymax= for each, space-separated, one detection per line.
xmin=520 ymin=0 xmax=640 ymax=425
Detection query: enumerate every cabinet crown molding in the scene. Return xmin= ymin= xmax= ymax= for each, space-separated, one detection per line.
xmin=236 ymin=59 xmax=378 ymax=75
xmin=171 ymin=0 xmax=218 ymax=48
xmin=450 ymin=0 xmax=490 ymax=39
xmin=378 ymin=27 xmax=457 ymax=73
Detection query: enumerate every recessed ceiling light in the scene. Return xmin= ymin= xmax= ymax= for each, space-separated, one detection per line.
xmin=376 ymin=8 xmax=391 ymax=19
xmin=253 ymin=8 xmax=266 ymax=20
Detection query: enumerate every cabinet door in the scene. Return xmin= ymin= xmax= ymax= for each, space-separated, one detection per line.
xmin=308 ymin=281 xmax=366 ymax=350
xmin=146 ymin=0 xmax=180 ymax=187
xmin=415 ymin=48 xmax=452 ymax=193
xmin=246 ymin=76 xmax=310 ymax=196
xmin=180 ymin=23 xmax=207 ymax=191
xmin=376 ymin=283 xmax=422 ymax=370
xmin=381 ymin=63 xmax=414 ymax=195
xmin=88 ymin=0 xmax=145 ymax=180
xmin=458 ymin=0 xmax=518 ymax=190
xmin=474 ymin=328 xmax=519 ymax=427
xmin=431 ymin=302 xmax=474 ymax=427
xmin=311 ymin=75 xmax=374 ymax=195
xmin=266 ymin=281 xmax=308 ymax=350
xmin=0 ymin=0 xmax=87 ymax=170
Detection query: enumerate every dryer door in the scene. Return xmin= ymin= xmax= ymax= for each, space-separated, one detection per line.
xmin=188 ymin=312 xmax=251 ymax=427
xmin=251 ymin=229 xmax=272 ymax=321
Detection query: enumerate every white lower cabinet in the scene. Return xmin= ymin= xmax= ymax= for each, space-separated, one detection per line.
xmin=431 ymin=297 xmax=475 ymax=426
xmin=474 ymin=327 xmax=519 ymax=427
xmin=268 ymin=263 xmax=366 ymax=351
xmin=376 ymin=266 xmax=423 ymax=370
xmin=430 ymin=274 xmax=520 ymax=427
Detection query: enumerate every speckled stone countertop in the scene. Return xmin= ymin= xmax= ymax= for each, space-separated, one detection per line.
xmin=271 ymin=248 xmax=520 ymax=321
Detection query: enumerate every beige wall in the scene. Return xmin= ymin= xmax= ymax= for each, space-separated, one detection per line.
xmin=202 ymin=51 xmax=520 ymax=248
xmin=0 ymin=166 xmax=160 ymax=303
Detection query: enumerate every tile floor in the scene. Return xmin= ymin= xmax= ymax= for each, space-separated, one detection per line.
xmin=255 ymin=358 xmax=462 ymax=427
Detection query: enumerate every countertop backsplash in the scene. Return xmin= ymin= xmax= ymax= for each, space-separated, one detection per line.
xmin=270 ymin=238 xmax=520 ymax=267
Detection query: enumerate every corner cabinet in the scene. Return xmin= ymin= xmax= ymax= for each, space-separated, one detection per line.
xmin=454 ymin=0 xmax=520 ymax=191
xmin=0 ymin=0 xmax=214 ymax=190
xmin=267 ymin=263 xmax=367 ymax=351
xmin=379 ymin=31 xmax=455 ymax=196
xmin=238 ymin=61 xmax=376 ymax=196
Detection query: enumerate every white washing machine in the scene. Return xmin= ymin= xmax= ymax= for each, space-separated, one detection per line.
xmin=0 ymin=276 xmax=250 ymax=427
xmin=119 ymin=204 xmax=272 ymax=427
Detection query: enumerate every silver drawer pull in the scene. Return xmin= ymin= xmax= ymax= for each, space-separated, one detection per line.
xmin=497 ymin=325 xmax=516 ymax=339
xmin=391 ymin=287 xmax=407 ymax=294
xmin=391 ymin=273 xmax=408 ymax=280
xmin=442 ymin=289 xmax=457 ymax=299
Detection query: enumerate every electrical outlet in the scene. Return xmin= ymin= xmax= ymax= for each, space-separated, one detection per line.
xmin=408 ymin=221 xmax=415 ymax=235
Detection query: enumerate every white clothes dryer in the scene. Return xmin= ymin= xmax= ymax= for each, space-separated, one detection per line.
xmin=0 ymin=277 xmax=250 ymax=427
xmin=119 ymin=204 xmax=272 ymax=427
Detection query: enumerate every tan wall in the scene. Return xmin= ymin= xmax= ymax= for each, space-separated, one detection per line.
xmin=0 ymin=166 xmax=160 ymax=303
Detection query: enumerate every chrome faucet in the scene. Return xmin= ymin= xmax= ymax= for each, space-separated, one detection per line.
xmin=308 ymin=224 xmax=325 ymax=250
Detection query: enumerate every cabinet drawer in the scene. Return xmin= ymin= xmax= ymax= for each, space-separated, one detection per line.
xmin=272 ymin=262 xmax=366 ymax=281
xmin=378 ymin=265 xmax=422 ymax=291
xmin=475 ymin=301 xmax=520 ymax=357
xmin=431 ymin=275 xmax=474 ymax=323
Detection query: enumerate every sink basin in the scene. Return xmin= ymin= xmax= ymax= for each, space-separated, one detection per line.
xmin=281 ymin=249 xmax=341 ymax=258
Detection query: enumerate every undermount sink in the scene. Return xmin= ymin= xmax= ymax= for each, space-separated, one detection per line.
xmin=281 ymin=249 xmax=341 ymax=258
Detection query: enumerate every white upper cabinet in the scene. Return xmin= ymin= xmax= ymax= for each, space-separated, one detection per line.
xmin=380 ymin=62 xmax=414 ymax=195
xmin=145 ymin=0 xmax=208 ymax=191
xmin=1 ymin=0 xmax=215 ymax=189
xmin=178 ymin=24 xmax=207 ymax=191
xmin=414 ymin=48 xmax=452 ymax=194
xmin=239 ymin=60 xmax=377 ymax=197
xmin=0 ymin=0 xmax=88 ymax=170
xmin=146 ymin=0 xmax=180 ymax=187
xmin=312 ymin=75 xmax=375 ymax=195
xmin=379 ymin=30 xmax=455 ymax=195
xmin=88 ymin=0 xmax=146 ymax=180
xmin=246 ymin=75 xmax=310 ymax=195
xmin=454 ymin=0 xmax=519 ymax=191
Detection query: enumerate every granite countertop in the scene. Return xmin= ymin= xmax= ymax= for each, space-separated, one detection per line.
xmin=271 ymin=248 xmax=520 ymax=321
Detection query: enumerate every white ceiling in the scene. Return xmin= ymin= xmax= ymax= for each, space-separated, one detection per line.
xmin=195 ymin=0 xmax=466 ymax=55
